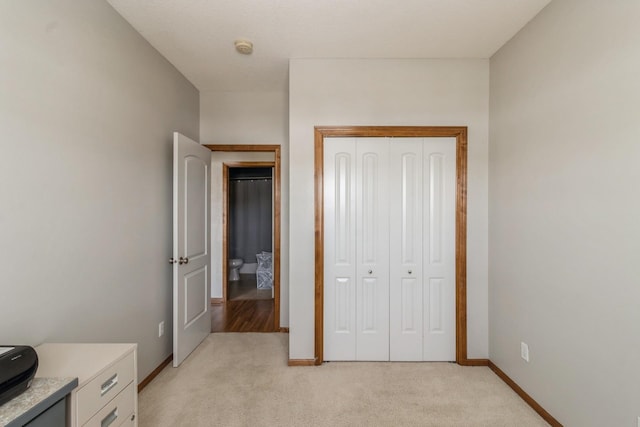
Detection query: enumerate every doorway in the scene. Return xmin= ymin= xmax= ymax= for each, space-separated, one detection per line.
xmin=225 ymin=164 xmax=274 ymax=302
xmin=206 ymin=145 xmax=281 ymax=333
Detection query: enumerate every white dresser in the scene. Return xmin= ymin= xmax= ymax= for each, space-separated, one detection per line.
xmin=35 ymin=343 xmax=138 ymax=427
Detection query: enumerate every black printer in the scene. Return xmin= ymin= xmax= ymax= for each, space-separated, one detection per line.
xmin=0 ymin=346 xmax=38 ymax=406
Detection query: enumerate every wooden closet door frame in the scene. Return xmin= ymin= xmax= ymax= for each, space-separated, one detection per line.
xmin=314 ymin=126 xmax=480 ymax=366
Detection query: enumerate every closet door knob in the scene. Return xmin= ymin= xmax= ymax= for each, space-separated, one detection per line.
xmin=368 ymin=270 xmax=373 ymax=274
xmin=169 ymin=258 xmax=177 ymax=264
xmin=179 ymin=256 xmax=189 ymax=265
xmin=408 ymin=270 xmax=412 ymax=275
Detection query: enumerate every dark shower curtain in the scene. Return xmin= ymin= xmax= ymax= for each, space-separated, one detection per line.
xmin=229 ymin=178 xmax=272 ymax=264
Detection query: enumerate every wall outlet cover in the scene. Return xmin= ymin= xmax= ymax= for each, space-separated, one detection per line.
xmin=520 ymin=342 xmax=530 ymax=362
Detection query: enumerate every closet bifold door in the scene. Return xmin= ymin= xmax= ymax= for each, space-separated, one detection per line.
xmin=389 ymin=139 xmax=424 ymax=361
xmin=422 ymin=138 xmax=456 ymax=361
xmin=324 ymin=138 xmax=357 ymax=361
xmin=355 ymin=138 xmax=390 ymax=361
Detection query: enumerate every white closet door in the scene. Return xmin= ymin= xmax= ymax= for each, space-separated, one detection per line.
xmin=355 ymin=138 xmax=390 ymax=361
xmin=324 ymin=136 xmax=456 ymax=362
xmin=324 ymin=138 xmax=357 ymax=361
xmin=423 ymin=138 xmax=456 ymax=361
xmin=389 ymin=139 xmax=424 ymax=361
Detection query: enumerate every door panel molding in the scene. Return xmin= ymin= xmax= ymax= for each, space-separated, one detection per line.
xmin=314 ymin=126 xmax=470 ymax=365
xmin=173 ymin=132 xmax=211 ymax=367
xmin=322 ymin=138 xmax=356 ymax=361
xmin=389 ymin=139 xmax=424 ymax=361
xmin=354 ymin=139 xmax=389 ymax=361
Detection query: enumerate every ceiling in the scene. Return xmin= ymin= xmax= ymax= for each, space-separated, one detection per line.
xmin=106 ymin=0 xmax=551 ymax=92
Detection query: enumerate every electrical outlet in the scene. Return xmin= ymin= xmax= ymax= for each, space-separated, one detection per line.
xmin=158 ymin=321 xmax=165 ymax=337
xmin=520 ymin=342 xmax=530 ymax=362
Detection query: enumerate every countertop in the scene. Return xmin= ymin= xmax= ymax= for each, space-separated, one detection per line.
xmin=0 ymin=377 xmax=78 ymax=427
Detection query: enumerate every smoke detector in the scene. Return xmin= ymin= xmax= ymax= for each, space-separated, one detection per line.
xmin=234 ymin=40 xmax=253 ymax=55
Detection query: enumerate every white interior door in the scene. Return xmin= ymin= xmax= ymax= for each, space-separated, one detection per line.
xmin=324 ymin=138 xmax=357 ymax=361
xmin=355 ymin=138 xmax=389 ymax=361
xmin=173 ymin=132 xmax=211 ymax=367
xmin=389 ymin=139 xmax=424 ymax=361
xmin=422 ymin=138 xmax=456 ymax=361
xmin=324 ymin=136 xmax=456 ymax=362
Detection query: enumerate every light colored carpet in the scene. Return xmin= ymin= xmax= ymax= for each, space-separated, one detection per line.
xmin=139 ymin=334 xmax=549 ymax=427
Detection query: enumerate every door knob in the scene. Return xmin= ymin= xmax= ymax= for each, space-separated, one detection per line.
xmin=368 ymin=270 xmax=373 ymax=274
xmin=408 ymin=270 xmax=412 ymax=275
xmin=169 ymin=258 xmax=177 ymax=264
xmin=179 ymin=256 xmax=189 ymax=265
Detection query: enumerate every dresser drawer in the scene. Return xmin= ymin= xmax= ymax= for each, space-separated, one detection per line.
xmin=82 ymin=383 xmax=135 ymax=427
xmin=76 ymin=351 xmax=135 ymax=425
xmin=118 ymin=412 xmax=137 ymax=427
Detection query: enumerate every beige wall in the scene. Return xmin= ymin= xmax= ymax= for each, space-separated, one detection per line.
xmin=489 ymin=1 xmax=640 ymax=425
xmin=0 ymin=0 xmax=199 ymax=380
xmin=201 ymin=90 xmax=289 ymax=326
xmin=289 ymin=59 xmax=490 ymax=359
xmin=200 ymin=91 xmax=288 ymax=145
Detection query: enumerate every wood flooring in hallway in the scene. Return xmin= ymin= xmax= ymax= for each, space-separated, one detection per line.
xmin=228 ymin=275 xmax=273 ymax=301
xmin=211 ymin=275 xmax=275 ymax=333
xmin=211 ymin=300 xmax=275 ymax=332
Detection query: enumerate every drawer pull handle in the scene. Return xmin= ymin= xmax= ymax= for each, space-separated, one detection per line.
xmin=101 ymin=374 xmax=118 ymax=396
xmin=101 ymin=407 xmax=118 ymax=427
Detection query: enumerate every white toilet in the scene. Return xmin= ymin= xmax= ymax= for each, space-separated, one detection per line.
xmin=229 ymin=258 xmax=243 ymax=281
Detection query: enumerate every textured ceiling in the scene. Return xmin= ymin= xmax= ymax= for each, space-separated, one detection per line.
xmin=106 ymin=0 xmax=550 ymax=92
